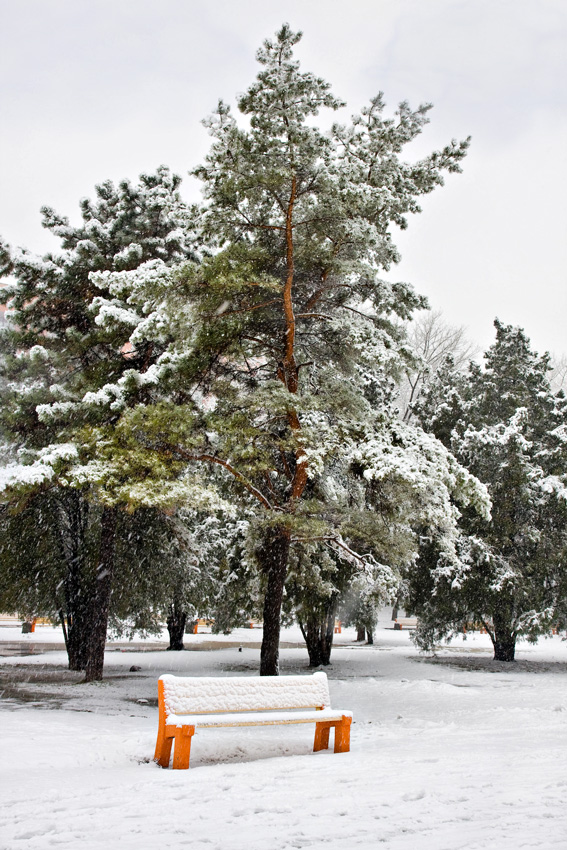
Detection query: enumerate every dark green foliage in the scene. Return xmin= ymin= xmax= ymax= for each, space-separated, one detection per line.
xmin=0 ymin=495 xmax=213 ymax=658
xmin=0 ymin=168 xmax=199 ymax=677
xmin=409 ymin=321 xmax=567 ymax=660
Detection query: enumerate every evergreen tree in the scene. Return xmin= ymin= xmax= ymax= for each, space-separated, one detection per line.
xmin=108 ymin=509 xmax=253 ymax=650
xmin=189 ymin=25 xmax=471 ymax=674
xmin=0 ymin=167 xmax=198 ymax=679
xmin=409 ymin=320 xmax=567 ymax=660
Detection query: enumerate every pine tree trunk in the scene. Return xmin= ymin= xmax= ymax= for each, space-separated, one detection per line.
xmin=490 ymin=610 xmax=516 ymax=662
xmin=166 ymin=603 xmax=187 ymax=651
xmin=66 ymin=605 xmax=92 ymax=671
xmin=366 ymin=629 xmax=374 ymax=645
xmin=322 ymin=602 xmax=336 ymax=665
xmin=493 ymin=636 xmax=516 ymax=662
xmin=55 ymin=492 xmax=91 ymax=671
xmin=299 ymin=597 xmax=338 ymax=667
xmin=84 ymin=507 xmax=118 ymax=682
xmin=259 ymin=525 xmax=290 ymax=676
xmin=356 ymin=626 xmax=366 ymax=642
xmin=391 ymin=591 xmax=401 ymax=621
xmin=64 ymin=569 xmax=92 ymax=671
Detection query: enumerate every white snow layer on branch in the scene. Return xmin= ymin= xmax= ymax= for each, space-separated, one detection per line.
xmin=81 ymin=383 xmax=126 ymax=410
xmin=538 ymin=475 xmax=567 ymax=501
xmin=28 ymin=345 xmax=50 ymax=362
xmin=64 ymin=460 xmax=236 ymax=513
xmin=0 ymin=443 xmax=78 ymax=493
xmin=351 ymin=421 xmax=491 ymax=524
xmin=91 ymin=298 xmax=141 ymax=329
xmin=90 ymin=259 xmax=172 ymax=301
xmin=458 ymin=409 xmax=533 ymax=454
xmin=36 ymin=401 xmax=80 ymax=422
xmin=89 ymin=260 xmax=194 ymax=350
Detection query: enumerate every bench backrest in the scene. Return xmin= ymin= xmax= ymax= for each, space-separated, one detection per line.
xmin=160 ymin=671 xmax=331 ymax=716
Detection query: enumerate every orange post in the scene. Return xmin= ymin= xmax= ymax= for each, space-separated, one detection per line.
xmin=334 ymin=716 xmax=352 ymax=754
xmin=313 ymin=721 xmax=332 ymax=752
xmin=172 ymin=725 xmax=195 ymax=769
xmin=193 ymin=622 xmax=199 ymax=634
xmin=155 ymin=733 xmax=174 ymax=768
xmin=154 ymin=679 xmax=174 ymax=767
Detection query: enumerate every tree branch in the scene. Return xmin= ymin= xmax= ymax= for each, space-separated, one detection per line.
xmin=204 ymin=299 xmax=281 ymax=319
xmin=169 ymin=446 xmax=276 ymax=511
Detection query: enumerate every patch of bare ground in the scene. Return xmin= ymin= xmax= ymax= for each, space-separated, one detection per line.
xmin=415 ymin=654 xmax=567 ymax=674
xmin=0 ymin=666 xmax=84 ymax=707
xmin=0 ymin=664 xmax=156 ymax=710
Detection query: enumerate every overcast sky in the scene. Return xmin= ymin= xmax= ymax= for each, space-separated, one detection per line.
xmin=1 ymin=0 xmax=566 ymax=357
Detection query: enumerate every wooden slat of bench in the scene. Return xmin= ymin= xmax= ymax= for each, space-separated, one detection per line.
xmin=166 ymin=707 xmax=351 ymax=728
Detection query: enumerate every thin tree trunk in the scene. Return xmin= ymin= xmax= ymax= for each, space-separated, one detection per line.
xmin=66 ymin=614 xmax=90 ymax=670
xmin=300 ymin=619 xmax=323 ymax=666
xmin=322 ymin=602 xmax=336 ymax=664
xmin=259 ymin=525 xmax=291 ymax=676
xmin=59 ymin=609 xmax=68 ymax=651
xmin=66 ymin=608 xmax=94 ymax=670
xmin=391 ymin=590 xmax=401 ymax=621
xmin=84 ymin=507 xmax=118 ymax=682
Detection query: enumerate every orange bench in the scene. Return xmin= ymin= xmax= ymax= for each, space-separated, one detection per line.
xmin=154 ymin=671 xmax=352 ymax=770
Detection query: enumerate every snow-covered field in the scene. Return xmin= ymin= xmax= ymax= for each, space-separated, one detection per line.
xmin=1 ymin=613 xmax=566 ymax=850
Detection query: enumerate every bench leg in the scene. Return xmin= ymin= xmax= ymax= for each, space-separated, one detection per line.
xmin=334 ymin=716 xmax=352 ymax=754
xmin=154 ymin=729 xmax=174 ymax=768
xmin=313 ymin=722 xmax=331 ymax=752
xmin=172 ymin=725 xmax=195 ymax=770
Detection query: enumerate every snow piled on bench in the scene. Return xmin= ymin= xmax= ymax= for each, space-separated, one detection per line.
xmin=161 ymin=671 xmax=332 ymax=714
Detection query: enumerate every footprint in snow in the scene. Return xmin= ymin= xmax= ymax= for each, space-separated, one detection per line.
xmin=402 ymin=790 xmax=426 ymax=802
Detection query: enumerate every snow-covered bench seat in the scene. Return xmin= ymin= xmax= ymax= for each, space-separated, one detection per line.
xmin=393 ymin=617 xmax=418 ymax=630
xmin=154 ymin=671 xmax=352 ymax=769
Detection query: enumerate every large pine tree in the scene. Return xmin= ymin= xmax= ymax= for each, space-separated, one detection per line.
xmin=65 ymin=26 xmax=477 ymax=674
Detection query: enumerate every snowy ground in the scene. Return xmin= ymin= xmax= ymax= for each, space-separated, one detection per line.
xmin=1 ymin=612 xmax=566 ymax=850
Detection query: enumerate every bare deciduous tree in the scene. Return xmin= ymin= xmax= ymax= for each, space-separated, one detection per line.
xmin=399 ymin=309 xmax=479 ymax=423
xmin=548 ymin=353 xmax=567 ymax=393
